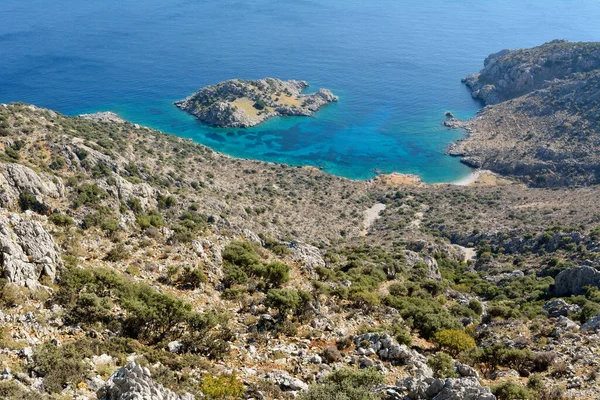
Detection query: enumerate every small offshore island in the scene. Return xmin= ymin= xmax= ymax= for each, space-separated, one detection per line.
xmin=175 ymin=78 xmax=338 ymax=128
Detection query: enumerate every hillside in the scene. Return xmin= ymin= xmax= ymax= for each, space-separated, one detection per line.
xmin=1 ymin=103 xmax=600 ymax=399
xmin=449 ymin=40 xmax=600 ymax=187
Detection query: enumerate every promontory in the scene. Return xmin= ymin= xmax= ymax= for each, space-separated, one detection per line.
xmin=447 ymin=40 xmax=600 ymax=187
xmin=174 ymin=78 xmax=338 ymax=128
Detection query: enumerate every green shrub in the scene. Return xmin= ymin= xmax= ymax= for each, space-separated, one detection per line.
xmin=433 ymin=329 xmax=476 ymax=357
xmin=265 ymin=289 xmax=301 ymax=317
xmin=179 ymin=267 xmax=207 ymax=289
xmin=428 ymin=352 xmax=458 ymax=378
xmin=34 ymin=342 xmax=90 ymax=393
xmin=49 ymin=213 xmax=74 ymax=227
xmin=19 ymin=191 xmax=48 ymax=214
xmin=73 ymin=183 xmax=103 ymax=208
xmin=200 ymin=374 xmax=245 ymax=399
xmin=262 ymin=262 xmax=290 ymax=288
xmin=492 ymin=382 xmax=532 ymax=400
xmin=299 ymin=368 xmax=384 ymax=400
xmin=468 ymin=299 xmax=483 ymax=315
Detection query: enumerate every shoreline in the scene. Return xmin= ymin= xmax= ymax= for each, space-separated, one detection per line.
xmin=78 ymin=109 xmax=479 ymax=186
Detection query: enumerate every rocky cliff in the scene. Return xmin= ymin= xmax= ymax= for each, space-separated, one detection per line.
xmin=463 ymin=40 xmax=600 ymax=105
xmin=449 ymin=40 xmax=600 ymax=187
xmin=174 ymin=78 xmax=337 ymax=128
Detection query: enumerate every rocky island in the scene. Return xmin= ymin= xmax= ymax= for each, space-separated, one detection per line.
xmin=448 ymin=40 xmax=600 ymax=187
xmin=174 ymin=78 xmax=338 ymax=128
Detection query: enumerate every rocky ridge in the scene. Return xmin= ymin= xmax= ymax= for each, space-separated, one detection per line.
xmin=447 ymin=40 xmax=600 ymax=186
xmin=174 ymin=78 xmax=337 ymax=128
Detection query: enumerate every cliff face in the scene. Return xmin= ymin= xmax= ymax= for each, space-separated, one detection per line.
xmin=463 ymin=40 xmax=600 ymax=105
xmin=452 ymin=41 xmax=600 ymax=187
xmin=175 ymin=78 xmax=337 ymax=128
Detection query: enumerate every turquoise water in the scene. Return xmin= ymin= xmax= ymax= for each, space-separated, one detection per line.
xmin=2 ymin=1 xmax=600 ymax=182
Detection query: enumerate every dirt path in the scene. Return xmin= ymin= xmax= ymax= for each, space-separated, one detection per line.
xmin=360 ymin=203 xmax=386 ymax=236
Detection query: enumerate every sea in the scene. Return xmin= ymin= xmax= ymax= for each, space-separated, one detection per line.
xmin=2 ymin=0 xmax=600 ymax=182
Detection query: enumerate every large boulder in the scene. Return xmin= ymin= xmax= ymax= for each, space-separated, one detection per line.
xmin=0 ymin=163 xmax=64 ymax=209
xmin=400 ymin=376 xmax=496 ymax=400
xmin=289 ymin=240 xmax=325 ymax=274
xmin=0 ymin=213 xmax=62 ymax=288
xmin=581 ymin=314 xmax=600 ymax=333
xmin=543 ymin=299 xmax=581 ymax=318
xmin=97 ymin=362 xmax=194 ymax=400
xmin=265 ymin=370 xmax=308 ymax=392
xmin=553 ymin=266 xmax=600 ymax=297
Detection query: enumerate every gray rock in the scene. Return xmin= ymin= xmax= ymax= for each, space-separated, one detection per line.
xmin=404 ymin=250 xmax=441 ymax=280
xmin=80 ymin=112 xmax=126 ymax=124
xmin=167 ymin=340 xmax=184 ymax=354
xmin=455 ymin=362 xmax=479 ymax=378
xmin=0 ymin=163 xmax=64 ymax=209
xmin=265 ymin=370 xmax=308 ymax=392
xmin=289 ymin=240 xmax=325 ymax=274
xmin=543 ymin=299 xmax=581 ymax=317
xmin=554 ymin=266 xmax=600 ymax=297
xmin=581 ymin=314 xmax=600 ymax=333
xmin=0 ymin=214 xmax=62 ymax=287
xmin=97 ymin=362 xmax=194 ymax=400
xmin=401 ymin=376 xmax=495 ymax=400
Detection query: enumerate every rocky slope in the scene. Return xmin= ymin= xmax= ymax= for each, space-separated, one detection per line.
xmin=449 ymin=40 xmax=600 ymax=187
xmin=1 ymin=103 xmax=600 ymax=399
xmin=175 ymin=78 xmax=337 ymax=128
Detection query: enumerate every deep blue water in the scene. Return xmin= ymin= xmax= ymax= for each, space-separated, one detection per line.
xmin=2 ymin=1 xmax=600 ymax=182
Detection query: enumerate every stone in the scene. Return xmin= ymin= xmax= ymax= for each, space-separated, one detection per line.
xmin=358 ymin=356 xmax=375 ymax=369
xmin=543 ymin=299 xmax=581 ymax=318
xmin=265 ymin=370 xmax=308 ymax=392
xmin=97 ymin=362 xmax=194 ymax=400
xmin=554 ymin=266 xmax=600 ymax=297
xmin=0 ymin=163 xmax=64 ymax=209
xmin=167 ymin=340 xmax=184 ymax=354
xmin=455 ymin=362 xmax=479 ymax=378
xmin=310 ymin=354 xmax=322 ymax=364
xmin=581 ymin=314 xmax=600 ymax=333
xmin=322 ymin=346 xmax=342 ymax=364
xmin=0 ymin=213 xmax=62 ymax=287
xmin=288 ymin=240 xmax=326 ymax=274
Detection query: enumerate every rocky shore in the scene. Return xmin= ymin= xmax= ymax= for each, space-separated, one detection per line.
xmin=446 ymin=40 xmax=600 ymax=187
xmin=174 ymin=78 xmax=338 ymax=128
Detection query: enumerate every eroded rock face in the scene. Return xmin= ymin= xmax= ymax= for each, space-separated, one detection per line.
xmin=97 ymin=362 xmax=194 ymax=400
xmin=543 ymin=299 xmax=581 ymax=318
xmin=0 ymin=163 xmax=64 ymax=209
xmin=175 ymin=78 xmax=338 ymax=128
xmin=554 ymin=266 xmax=600 ymax=297
xmin=0 ymin=213 xmax=62 ymax=288
xmin=354 ymin=333 xmax=433 ymax=378
xmin=265 ymin=370 xmax=309 ymax=392
xmin=399 ymin=376 xmax=496 ymax=400
xmin=289 ymin=240 xmax=326 ymax=274
xmin=462 ymin=40 xmax=600 ymax=105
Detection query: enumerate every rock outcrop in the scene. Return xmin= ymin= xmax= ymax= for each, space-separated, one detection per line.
xmin=289 ymin=240 xmax=326 ymax=274
xmin=399 ymin=376 xmax=496 ymax=400
xmin=0 ymin=213 xmax=62 ymax=288
xmin=554 ymin=266 xmax=600 ymax=297
xmin=462 ymin=40 xmax=600 ymax=105
xmin=97 ymin=362 xmax=194 ymax=400
xmin=0 ymin=163 xmax=64 ymax=209
xmin=175 ymin=78 xmax=337 ymax=128
xmin=543 ymin=299 xmax=581 ymax=318
xmin=449 ymin=40 xmax=600 ymax=187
